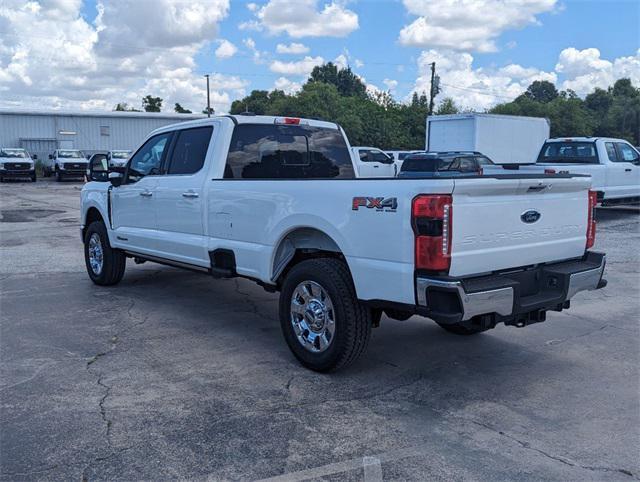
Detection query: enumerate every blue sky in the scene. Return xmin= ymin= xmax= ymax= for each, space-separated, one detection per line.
xmin=1 ymin=0 xmax=639 ymax=112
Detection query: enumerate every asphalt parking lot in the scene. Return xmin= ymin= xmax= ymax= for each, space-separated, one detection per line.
xmin=1 ymin=179 xmax=639 ymax=481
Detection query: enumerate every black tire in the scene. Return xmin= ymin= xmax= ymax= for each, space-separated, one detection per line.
xmin=31 ymin=173 xmax=37 ymax=182
xmin=84 ymin=221 xmax=126 ymax=286
xmin=55 ymin=169 xmax=62 ymax=182
xmin=436 ymin=322 xmax=488 ymax=336
xmin=279 ymin=258 xmax=372 ymax=372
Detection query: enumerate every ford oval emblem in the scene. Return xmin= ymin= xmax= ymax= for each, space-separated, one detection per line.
xmin=521 ymin=210 xmax=541 ymax=224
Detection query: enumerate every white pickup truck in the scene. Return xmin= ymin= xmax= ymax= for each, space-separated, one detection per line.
xmin=351 ymin=146 xmax=397 ymax=177
xmin=45 ymin=149 xmax=89 ymax=181
xmin=537 ymin=137 xmax=640 ymax=204
xmin=80 ymin=115 xmax=607 ymax=372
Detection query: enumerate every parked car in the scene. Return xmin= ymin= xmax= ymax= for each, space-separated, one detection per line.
xmin=107 ymin=150 xmax=132 ymax=169
xmin=398 ymin=151 xmax=494 ymax=178
xmin=81 ymin=115 xmax=606 ymax=372
xmin=351 ymin=146 xmax=397 ymax=177
xmin=0 ymin=148 xmax=37 ymax=182
xmin=536 ymin=137 xmax=640 ymax=204
xmin=44 ymin=149 xmax=88 ymax=181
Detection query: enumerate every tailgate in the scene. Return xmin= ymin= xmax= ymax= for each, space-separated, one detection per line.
xmin=450 ymin=176 xmax=591 ymax=277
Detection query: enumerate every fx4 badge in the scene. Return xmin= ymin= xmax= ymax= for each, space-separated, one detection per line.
xmin=352 ymin=197 xmax=397 ymax=212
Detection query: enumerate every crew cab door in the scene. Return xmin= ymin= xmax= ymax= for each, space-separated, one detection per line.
xmin=154 ymin=125 xmax=214 ymax=267
xmin=111 ymin=132 xmax=172 ymax=254
xmin=357 ymin=149 xmax=396 ymax=177
xmin=604 ymin=141 xmax=640 ymax=199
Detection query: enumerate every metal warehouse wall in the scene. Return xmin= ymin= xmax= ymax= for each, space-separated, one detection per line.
xmin=0 ymin=110 xmax=205 ymax=160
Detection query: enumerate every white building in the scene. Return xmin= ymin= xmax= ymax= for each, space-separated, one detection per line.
xmin=0 ymin=109 xmax=205 ymax=161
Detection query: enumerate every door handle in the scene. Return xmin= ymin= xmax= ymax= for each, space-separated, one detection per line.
xmin=625 ymin=168 xmax=632 ymax=172
xmin=373 ymin=165 xmax=379 ymax=168
xmin=139 ymin=190 xmax=153 ymax=197
xmin=182 ymin=191 xmax=199 ymax=198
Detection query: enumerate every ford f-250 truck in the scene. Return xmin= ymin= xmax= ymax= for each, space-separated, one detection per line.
xmin=537 ymin=137 xmax=640 ymax=204
xmin=80 ymin=115 xmax=607 ymax=372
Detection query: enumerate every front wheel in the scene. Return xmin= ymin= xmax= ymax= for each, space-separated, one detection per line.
xmin=31 ymin=172 xmax=37 ymax=182
xmin=84 ymin=221 xmax=126 ymax=286
xmin=279 ymin=258 xmax=372 ymax=372
xmin=55 ymin=169 xmax=62 ymax=182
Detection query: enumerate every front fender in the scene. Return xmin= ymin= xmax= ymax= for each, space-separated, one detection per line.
xmin=81 ymin=186 xmax=113 ymax=244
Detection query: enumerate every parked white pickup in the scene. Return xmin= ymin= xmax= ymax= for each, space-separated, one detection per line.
xmin=80 ymin=115 xmax=606 ymax=372
xmin=351 ymin=146 xmax=397 ymax=177
xmin=537 ymin=137 xmax=640 ymax=203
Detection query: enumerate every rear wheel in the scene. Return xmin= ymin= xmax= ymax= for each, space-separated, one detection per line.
xmin=84 ymin=221 xmax=126 ymax=286
xmin=436 ymin=322 xmax=489 ymax=336
xmin=279 ymin=258 xmax=372 ymax=372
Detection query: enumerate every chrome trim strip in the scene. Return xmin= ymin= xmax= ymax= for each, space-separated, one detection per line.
xmin=416 ymin=277 xmax=514 ymax=321
xmin=567 ymin=255 xmax=606 ymax=299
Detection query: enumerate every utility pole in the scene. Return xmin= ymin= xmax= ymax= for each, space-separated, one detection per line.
xmin=205 ymin=74 xmax=211 ymax=117
xmin=428 ymin=62 xmax=436 ymax=116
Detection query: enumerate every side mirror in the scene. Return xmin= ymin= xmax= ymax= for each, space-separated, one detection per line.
xmin=32 ymin=154 xmax=38 ymax=160
xmin=86 ymin=154 xmax=91 ymax=160
xmin=108 ymin=171 xmax=123 ymax=187
xmin=48 ymin=154 xmax=53 ymax=160
xmin=89 ymin=156 xmax=109 ymax=182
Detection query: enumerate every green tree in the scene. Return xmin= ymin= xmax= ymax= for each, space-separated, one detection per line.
xmin=435 ymin=97 xmax=460 ymax=115
xmin=202 ymin=107 xmax=215 ymax=115
xmin=524 ymin=80 xmax=559 ymax=103
xmin=308 ymin=62 xmax=367 ymax=98
xmin=174 ymin=103 xmax=192 ymax=114
xmin=113 ymin=102 xmax=140 ymax=112
xmin=142 ymin=95 xmax=163 ymax=112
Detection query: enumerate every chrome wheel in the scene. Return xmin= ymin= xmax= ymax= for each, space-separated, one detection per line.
xmin=88 ymin=233 xmax=104 ymax=275
xmin=290 ymin=280 xmax=336 ymax=353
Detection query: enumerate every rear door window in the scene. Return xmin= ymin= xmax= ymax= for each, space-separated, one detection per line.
xmin=166 ymin=126 xmax=213 ymax=175
xmin=605 ymin=142 xmax=618 ymax=162
xmin=225 ymin=124 xmax=354 ymax=179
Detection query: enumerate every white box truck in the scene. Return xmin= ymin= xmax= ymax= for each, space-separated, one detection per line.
xmin=426 ymin=113 xmax=550 ymax=166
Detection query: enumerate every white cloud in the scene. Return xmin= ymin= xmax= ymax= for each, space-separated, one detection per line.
xmin=557 ymin=47 xmax=640 ymax=96
xmin=412 ymin=49 xmax=557 ymax=110
xmin=383 ymin=79 xmax=398 ymax=91
xmin=247 ymin=2 xmax=259 ymax=12
xmin=354 ymin=59 xmax=364 ymax=68
xmin=255 ymin=0 xmax=358 ymax=38
xmin=0 ymin=0 xmax=244 ymax=113
xmin=276 ymin=42 xmax=310 ymax=55
xmin=399 ymin=0 xmax=557 ymax=52
xmin=215 ymin=39 xmax=237 ymax=59
xmin=274 ymin=76 xmax=302 ymax=94
xmin=270 ymin=56 xmax=324 ymax=76
xmin=334 ymin=54 xmax=349 ymax=70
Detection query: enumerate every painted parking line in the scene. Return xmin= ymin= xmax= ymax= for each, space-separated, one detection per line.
xmin=257 ymin=446 xmax=426 ymax=482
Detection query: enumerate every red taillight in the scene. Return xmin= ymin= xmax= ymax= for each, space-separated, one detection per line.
xmin=412 ymin=195 xmax=452 ymax=272
xmin=586 ymin=190 xmax=597 ymax=249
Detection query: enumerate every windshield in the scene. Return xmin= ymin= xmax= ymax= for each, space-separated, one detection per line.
xmin=58 ymin=150 xmax=83 ymax=158
xmin=538 ymin=142 xmax=598 ymax=164
xmin=111 ymin=151 xmax=131 ymax=159
xmin=0 ymin=149 xmax=28 ymax=158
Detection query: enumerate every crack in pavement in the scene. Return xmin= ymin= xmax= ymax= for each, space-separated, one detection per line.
xmin=469 ymin=420 xmax=636 ymax=479
xmin=544 ymin=323 xmax=613 ymax=346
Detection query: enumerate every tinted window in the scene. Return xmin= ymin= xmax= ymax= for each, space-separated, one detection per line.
xmin=400 ymin=156 xmax=449 ymax=172
xmin=475 ymin=156 xmax=493 ymax=166
xmin=537 ymin=142 xmax=598 ymax=164
xmin=225 ymin=124 xmax=354 ymax=179
xmin=127 ymin=132 xmax=172 ymax=183
xmin=605 ymin=142 xmax=618 ymax=162
xmin=362 ymin=149 xmax=390 ymax=163
xmin=167 ymin=127 xmax=212 ymax=175
xmin=615 ymin=143 xmax=639 ymax=162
